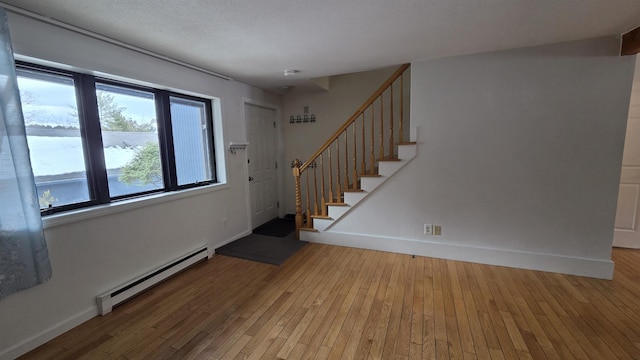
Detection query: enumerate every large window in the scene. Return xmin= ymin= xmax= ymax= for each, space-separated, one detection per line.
xmin=16 ymin=62 xmax=217 ymax=215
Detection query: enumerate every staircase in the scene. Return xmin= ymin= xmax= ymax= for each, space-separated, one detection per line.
xmin=292 ymin=64 xmax=414 ymax=238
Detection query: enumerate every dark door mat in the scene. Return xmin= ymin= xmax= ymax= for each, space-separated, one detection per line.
xmin=253 ymin=218 xmax=296 ymax=237
xmin=215 ymin=233 xmax=307 ymax=265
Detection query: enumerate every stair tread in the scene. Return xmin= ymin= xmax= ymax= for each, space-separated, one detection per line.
xmin=298 ymin=227 xmax=318 ymax=232
xmin=343 ymin=189 xmax=364 ymax=193
xmin=378 ymin=157 xmax=402 ymax=161
xmin=398 ymin=141 xmax=417 ymax=145
xmin=359 ymin=173 xmax=382 ymax=177
xmin=326 ymin=202 xmax=349 ymax=206
xmin=310 ymin=215 xmax=332 ymax=220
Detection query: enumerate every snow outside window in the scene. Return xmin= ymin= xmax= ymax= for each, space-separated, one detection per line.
xmin=17 ymin=69 xmax=91 ymax=210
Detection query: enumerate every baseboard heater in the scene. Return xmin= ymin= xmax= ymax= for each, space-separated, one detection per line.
xmin=97 ymin=246 xmax=208 ymax=315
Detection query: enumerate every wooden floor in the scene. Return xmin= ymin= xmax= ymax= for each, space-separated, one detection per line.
xmin=20 ymin=243 xmax=640 ymax=360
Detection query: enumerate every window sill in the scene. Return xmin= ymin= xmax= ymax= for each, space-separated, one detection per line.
xmin=42 ymin=182 xmax=229 ymax=230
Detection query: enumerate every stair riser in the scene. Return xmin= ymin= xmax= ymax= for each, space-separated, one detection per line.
xmin=360 ymin=177 xmax=385 ymax=192
xmin=313 ymin=218 xmax=333 ymax=232
xmin=378 ymin=161 xmax=405 ymax=176
xmin=398 ymin=144 xmax=416 ymax=159
xmin=328 ymin=205 xmax=350 ymax=219
xmin=343 ymin=192 xmax=367 ymax=206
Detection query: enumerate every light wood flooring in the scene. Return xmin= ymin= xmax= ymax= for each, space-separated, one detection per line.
xmin=19 ymin=243 xmax=640 ymax=359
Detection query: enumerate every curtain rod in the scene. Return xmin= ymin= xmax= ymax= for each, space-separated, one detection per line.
xmin=0 ymin=2 xmax=233 ymax=81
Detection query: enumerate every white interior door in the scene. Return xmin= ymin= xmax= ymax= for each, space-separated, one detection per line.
xmin=246 ymin=103 xmax=278 ymax=228
xmin=614 ymin=58 xmax=640 ymax=248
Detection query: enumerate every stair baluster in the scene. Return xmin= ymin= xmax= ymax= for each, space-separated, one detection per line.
xmin=335 ymin=141 xmax=341 ymax=202
xmin=320 ymin=154 xmax=326 ymax=216
xmin=344 ymin=132 xmax=349 ymax=190
xmin=352 ymin=123 xmax=357 ymax=188
xmin=305 ymin=168 xmax=311 ymax=227
xmin=292 ymin=64 xmax=410 ymax=237
xmin=328 ymin=147 xmax=334 ymax=204
xmin=361 ymin=113 xmax=366 ymax=176
xmin=379 ymin=91 xmax=384 ymax=160
xmin=399 ymin=75 xmax=404 ymax=143
xmin=370 ymin=106 xmax=375 ymax=175
xmin=389 ymin=85 xmax=394 ymax=156
xmin=293 ymin=159 xmax=303 ymax=234
xmin=313 ymin=162 xmax=319 ymax=216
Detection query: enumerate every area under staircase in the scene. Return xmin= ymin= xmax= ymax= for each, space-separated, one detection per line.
xmin=291 ymin=64 xmax=415 ymax=238
xmin=307 ymin=143 xmax=416 ymax=233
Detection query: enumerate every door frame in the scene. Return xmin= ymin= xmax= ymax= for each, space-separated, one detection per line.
xmin=613 ymin=56 xmax=640 ymax=249
xmin=241 ymin=98 xmax=285 ymax=231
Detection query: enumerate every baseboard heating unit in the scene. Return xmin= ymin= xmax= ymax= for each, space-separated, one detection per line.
xmin=97 ymin=246 xmax=208 ymax=315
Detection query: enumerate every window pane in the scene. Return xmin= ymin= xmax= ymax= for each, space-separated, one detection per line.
xmin=17 ymin=69 xmax=91 ymax=210
xmin=96 ymin=83 xmax=163 ymax=197
xmin=170 ymin=96 xmax=214 ymax=186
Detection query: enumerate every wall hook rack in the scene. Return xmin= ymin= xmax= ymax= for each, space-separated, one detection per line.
xmin=228 ymin=142 xmax=249 ymax=154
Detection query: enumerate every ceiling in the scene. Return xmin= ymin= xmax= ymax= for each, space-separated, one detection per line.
xmin=2 ymin=0 xmax=640 ymax=93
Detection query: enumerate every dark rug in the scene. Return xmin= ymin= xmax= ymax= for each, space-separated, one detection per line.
xmin=216 ymin=232 xmax=307 ymax=265
xmin=253 ymin=218 xmax=296 ymax=238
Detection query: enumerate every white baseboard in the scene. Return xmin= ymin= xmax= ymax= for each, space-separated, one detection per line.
xmin=612 ymin=237 xmax=640 ymax=249
xmin=302 ymin=231 xmax=614 ymax=279
xmin=0 ymin=307 xmax=98 ymax=360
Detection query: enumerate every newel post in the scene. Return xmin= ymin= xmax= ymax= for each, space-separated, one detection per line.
xmin=292 ymin=159 xmax=303 ymax=239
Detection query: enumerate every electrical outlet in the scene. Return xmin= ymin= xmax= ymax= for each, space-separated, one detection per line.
xmin=424 ymin=224 xmax=433 ymax=235
xmin=434 ymin=225 xmax=442 ymax=236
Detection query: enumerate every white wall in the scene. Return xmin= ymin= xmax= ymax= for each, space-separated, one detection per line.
xmin=326 ymin=37 xmax=634 ymax=279
xmin=0 ymin=12 xmax=280 ymax=359
xmin=281 ymin=66 xmax=406 ymax=213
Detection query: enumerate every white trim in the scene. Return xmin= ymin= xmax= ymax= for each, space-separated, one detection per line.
xmin=0 ymin=307 xmax=98 ymax=360
xmin=240 ymin=99 xmax=253 ymax=230
xmin=302 ymin=231 xmax=615 ymax=279
xmin=613 ymin=237 xmax=640 ymax=249
xmin=214 ymin=96 xmax=229 ymax=185
xmin=42 ymin=182 xmax=229 ymax=229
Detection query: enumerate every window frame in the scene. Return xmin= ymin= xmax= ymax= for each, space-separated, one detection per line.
xmin=16 ymin=60 xmax=218 ymax=216
xmin=168 ymin=93 xmax=217 ymax=190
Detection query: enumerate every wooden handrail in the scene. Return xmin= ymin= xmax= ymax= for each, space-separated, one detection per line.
xmin=298 ymin=63 xmax=410 ymax=173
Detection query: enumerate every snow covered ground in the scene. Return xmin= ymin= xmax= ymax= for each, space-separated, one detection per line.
xmin=27 ymin=136 xmax=138 ymax=176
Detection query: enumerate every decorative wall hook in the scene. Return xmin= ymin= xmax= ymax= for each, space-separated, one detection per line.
xmin=228 ymin=142 xmax=248 ymax=154
xmin=290 ymin=106 xmax=317 ymax=124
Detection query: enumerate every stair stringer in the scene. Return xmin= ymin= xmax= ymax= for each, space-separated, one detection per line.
xmin=303 ymin=143 xmax=417 ymax=234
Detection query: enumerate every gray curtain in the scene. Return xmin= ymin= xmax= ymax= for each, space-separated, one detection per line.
xmin=0 ymin=7 xmax=52 ymax=299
